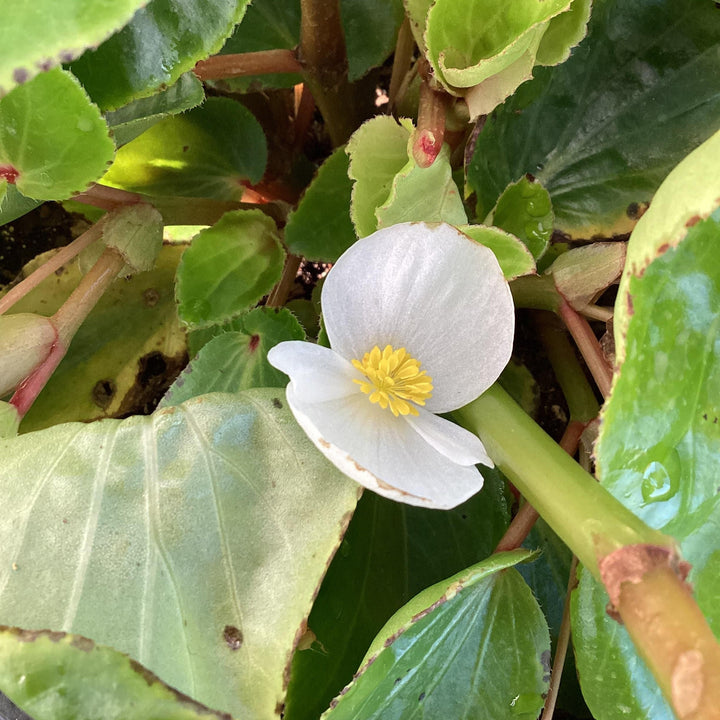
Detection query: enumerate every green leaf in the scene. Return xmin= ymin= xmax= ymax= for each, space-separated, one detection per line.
xmin=175 ymin=210 xmax=284 ymax=328
xmin=535 ymin=0 xmax=592 ymax=66
xmin=103 ymin=97 xmax=267 ymax=200
xmin=0 ymin=185 xmax=41 ymax=225
xmin=285 ymin=473 xmax=511 ymax=720
xmin=0 ymin=0 xmax=146 ymax=98
xmin=572 ymin=132 xmax=720 ymax=719
xmin=457 ymin=225 xmax=535 ymax=280
xmin=0 ymin=627 xmax=231 ymax=720
xmin=106 ymin=73 xmax=205 ymax=148
xmin=0 ymin=68 xmax=114 ymax=201
xmin=466 ymin=0 xmax=720 ymax=238
xmin=347 ymin=116 xmax=414 ymax=238
xmin=0 ymin=389 xmax=359 ymax=718
xmin=69 ymin=0 xmax=250 ymax=111
xmin=375 ymin=144 xmax=468 ymax=229
xmin=347 ymin=117 xmax=467 ymax=237
xmin=321 ymin=550 xmax=550 ymax=720
xmin=486 ymin=176 xmax=553 ymax=259
xmin=162 ymin=307 xmax=305 ymax=407
xmin=424 ymin=0 xmax=573 ymax=116
xmin=285 ymin=148 xmax=357 ymax=262
xmin=9 ymin=245 xmax=187 ymax=433
xmin=0 ymin=403 xmax=19 ymax=439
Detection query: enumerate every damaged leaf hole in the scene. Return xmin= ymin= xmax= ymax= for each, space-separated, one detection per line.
xmin=223 ymin=625 xmax=243 ymax=650
xmin=91 ymin=379 xmax=117 ymax=409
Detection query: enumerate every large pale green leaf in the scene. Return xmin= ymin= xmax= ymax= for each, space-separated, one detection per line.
xmin=285 ymin=472 xmax=510 ymax=720
xmin=5 ymin=245 xmax=186 ymax=433
xmin=322 ymin=550 xmax=550 ymax=720
xmin=0 ymin=627 xmax=231 ymax=720
xmin=285 ymin=148 xmax=356 ymax=263
xmin=175 ymin=210 xmax=284 ymax=328
xmin=572 ymin=132 xmax=720 ymax=719
xmin=467 ymin=0 xmax=720 ymax=238
xmin=162 ymin=307 xmax=305 ymax=407
xmin=103 ymin=97 xmax=267 ymax=200
xmin=69 ymin=0 xmax=250 ymax=111
xmin=0 ymin=0 xmax=145 ymax=98
xmin=0 ymin=68 xmax=114 ymax=201
xmin=106 ymin=73 xmax=205 ymax=148
xmin=0 ymin=389 xmax=359 ymax=718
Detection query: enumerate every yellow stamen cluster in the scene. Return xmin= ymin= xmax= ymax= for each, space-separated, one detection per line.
xmin=352 ymin=344 xmax=433 ymax=417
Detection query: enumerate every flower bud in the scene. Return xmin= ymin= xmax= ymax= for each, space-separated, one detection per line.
xmin=0 ymin=313 xmax=57 ymax=397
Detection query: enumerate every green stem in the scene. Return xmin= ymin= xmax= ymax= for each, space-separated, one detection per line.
xmin=455 ymin=384 xmax=673 ymax=577
xmin=299 ymin=0 xmax=356 ymax=146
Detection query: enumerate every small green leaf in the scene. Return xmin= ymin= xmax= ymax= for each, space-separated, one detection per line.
xmin=0 ymin=0 xmax=146 ymax=98
xmin=285 ymin=148 xmax=356 ymax=262
xmin=347 ymin=116 xmax=414 ymax=238
xmin=376 ymin=144 xmax=468 ymax=229
xmin=322 ymin=550 xmax=549 ymax=720
xmin=103 ymin=97 xmax=267 ymax=200
xmin=458 ymin=225 xmax=535 ymax=279
xmin=285 ymin=474 xmax=511 ymax=720
xmin=0 ymin=185 xmax=41 ymax=225
xmin=0 ymin=68 xmax=114 ymax=201
xmin=487 ymin=176 xmax=554 ymax=259
xmin=106 ymin=73 xmax=205 ymax=148
xmin=176 ymin=210 xmax=284 ymax=328
xmin=69 ymin=0 xmax=250 ymax=111
xmin=162 ymin=307 xmax=305 ymax=406
xmin=466 ymin=0 xmax=720 ymax=238
xmin=535 ymin=0 xmax=592 ymax=66
xmin=0 ymin=627 xmax=230 ymax=720
xmin=0 ymin=389 xmax=359 ymax=718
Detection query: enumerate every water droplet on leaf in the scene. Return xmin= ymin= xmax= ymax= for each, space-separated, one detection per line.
xmin=641 ymin=460 xmax=679 ymax=503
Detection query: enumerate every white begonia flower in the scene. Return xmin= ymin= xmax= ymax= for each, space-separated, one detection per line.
xmin=267 ymin=222 xmax=515 ymax=509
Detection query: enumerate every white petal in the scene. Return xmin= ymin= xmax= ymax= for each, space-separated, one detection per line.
xmin=285 ymin=384 xmax=485 ymax=510
xmin=322 ymin=222 xmax=515 ymax=413
xmin=267 ymin=341 xmax=359 ymax=402
xmin=405 ymin=408 xmax=493 ymax=468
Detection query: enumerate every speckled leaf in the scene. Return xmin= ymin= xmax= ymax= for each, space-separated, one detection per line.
xmin=175 ymin=210 xmax=284 ymax=328
xmin=0 ymin=68 xmax=114 ymax=201
xmin=106 ymin=73 xmax=205 ymax=148
xmin=458 ymin=225 xmax=535 ymax=280
xmin=285 ymin=474 xmax=510 ymax=720
xmin=486 ymin=176 xmax=553 ymax=259
xmin=69 ymin=0 xmax=250 ymax=111
xmin=285 ymin=148 xmax=356 ymax=262
xmin=375 ymin=144 xmax=467 ymax=229
xmin=0 ymin=628 xmax=231 ymax=720
xmin=162 ymin=307 xmax=305 ymax=407
xmin=0 ymin=0 xmax=146 ymax=98
xmin=322 ymin=550 xmax=550 ymax=720
xmin=6 ymin=245 xmax=186 ymax=433
xmin=467 ymin=0 xmax=720 ymax=238
xmin=572 ymin=132 xmax=720 ymax=719
xmin=0 ymin=389 xmax=359 ymax=719
xmin=103 ymin=97 xmax=267 ymax=200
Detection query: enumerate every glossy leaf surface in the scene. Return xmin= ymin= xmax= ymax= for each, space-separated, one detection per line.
xmin=70 ymin=0 xmax=250 ymax=110
xmin=0 ymin=0 xmax=145 ymax=97
xmin=458 ymin=225 xmax=535 ymax=280
xmin=285 ymin=148 xmax=356 ymax=262
xmin=0 ymin=627 xmax=231 ymax=720
xmin=103 ymin=97 xmax=267 ymax=200
xmin=0 ymin=389 xmax=359 ymax=718
xmin=175 ymin=210 xmax=284 ymax=328
xmin=467 ymin=0 xmax=720 ymax=238
xmin=162 ymin=307 xmax=306 ymax=407
xmin=322 ymin=550 xmax=550 ymax=720
xmin=285 ymin=473 xmax=510 ymax=720
xmin=0 ymin=68 xmax=114 ymax=201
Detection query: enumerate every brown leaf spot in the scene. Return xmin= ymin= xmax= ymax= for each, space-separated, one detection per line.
xmin=70 ymin=636 xmax=95 ymax=652
xmin=142 ymin=288 xmax=160 ymax=307
xmin=248 ymin=334 xmax=261 ymax=352
xmin=318 ymin=438 xmax=331 ymax=449
xmin=223 ymin=625 xmax=243 ymax=650
xmin=685 ymin=215 xmax=702 ymax=228
xmin=272 ymin=397 xmax=283 ymax=409
xmin=92 ymin=379 xmax=117 ymax=409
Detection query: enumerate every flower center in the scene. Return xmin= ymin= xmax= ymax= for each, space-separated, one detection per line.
xmin=351 ymin=344 xmax=433 ymax=417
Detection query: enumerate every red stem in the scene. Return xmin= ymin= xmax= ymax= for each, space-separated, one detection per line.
xmin=194 ymin=50 xmax=302 ymax=80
